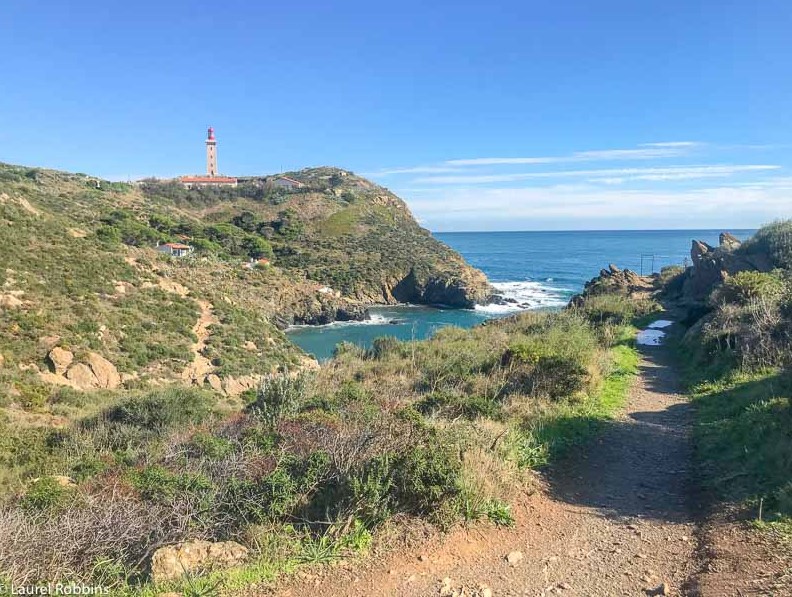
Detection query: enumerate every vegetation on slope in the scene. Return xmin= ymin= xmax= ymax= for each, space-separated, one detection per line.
xmin=662 ymin=220 xmax=792 ymax=535
xmin=0 ymin=295 xmax=647 ymax=593
xmin=0 ymin=161 xmax=491 ymax=418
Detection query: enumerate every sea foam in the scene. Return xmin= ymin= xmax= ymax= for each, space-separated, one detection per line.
xmin=475 ymin=281 xmax=569 ymax=313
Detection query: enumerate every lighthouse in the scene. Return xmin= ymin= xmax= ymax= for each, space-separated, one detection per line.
xmin=206 ymin=126 xmax=218 ymax=177
xmin=179 ymin=127 xmax=237 ymax=187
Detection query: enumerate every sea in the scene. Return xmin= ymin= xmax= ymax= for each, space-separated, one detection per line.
xmin=287 ymin=229 xmax=754 ymax=360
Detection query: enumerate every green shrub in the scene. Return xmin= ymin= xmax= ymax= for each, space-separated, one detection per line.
xmin=391 ymin=444 xmax=461 ymax=515
xmin=130 ymin=465 xmax=213 ymax=502
xmin=503 ymin=324 xmax=595 ymax=401
xmin=20 ymin=476 xmax=73 ymax=511
xmin=576 ymin=293 xmax=659 ymax=326
xmin=15 ymin=382 xmax=52 ymax=410
xmin=484 ymin=499 xmax=514 ymax=526
xmin=106 ymin=388 xmax=214 ymax=430
xmin=333 ymin=341 xmax=367 ymax=359
xmin=70 ymin=455 xmax=108 ymax=481
xmin=371 ymin=336 xmax=403 ymax=360
xmin=738 ymin=220 xmax=792 ymax=269
xmin=248 ymin=372 xmax=311 ymax=428
xmin=189 ymin=433 xmax=235 ymax=460
xmin=335 ymin=380 xmax=370 ymax=404
xmin=222 ymin=452 xmax=330 ymax=524
xmin=715 ymin=270 xmax=786 ymax=306
xmin=240 ymin=425 xmax=280 ymax=452
xmin=415 ymin=390 xmax=500 ymax=419
xmin=346 ymin=455 xmax=394 ymax=526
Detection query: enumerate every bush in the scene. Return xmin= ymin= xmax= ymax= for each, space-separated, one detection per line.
xmin=20 ymin=477 xmax=74 ymax=512
xmin=714 ymin=270 xmax=786 ymax=306
xmin=738 ymin=220 xmax=792 ymax=269
xmin=130 ymin=466 xmax=213 ymax=503
xmin=189 ymin=433 xmax=235 ymax=460
xmin=106 ymin=388 xmax=215 ymax=430
xmin=575 ymin=293 xmax=659 ymax=326
xmin=248 ymin=372 xmax=312 ymax=428
xmin=371 ymin=336 xmax=403 ymax=360
xmin=391 ymin=444 xmax=461 ymax=515
xmin=415 ymin=390 xmax=500 ymax=419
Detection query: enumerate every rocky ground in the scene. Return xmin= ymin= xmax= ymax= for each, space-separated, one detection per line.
xmin=269 ymin=334 xmax=792 ymax=597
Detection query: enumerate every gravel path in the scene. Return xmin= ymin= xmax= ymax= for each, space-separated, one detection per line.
xmin=271 ymin=340 xmax=790 ymax=596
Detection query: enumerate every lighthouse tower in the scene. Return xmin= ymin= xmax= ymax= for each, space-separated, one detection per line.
xmin=206 ymin=126 xmax=218 ymax=177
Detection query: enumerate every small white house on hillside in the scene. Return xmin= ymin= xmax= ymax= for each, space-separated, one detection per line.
xmin=271 ymin=176 xmax=304 ymax=190
xmin=157 ymin=242 xmax=194 ymax=257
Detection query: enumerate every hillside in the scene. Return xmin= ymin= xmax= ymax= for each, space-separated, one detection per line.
xmin=0 ymin=163 xmax=491 ymax=402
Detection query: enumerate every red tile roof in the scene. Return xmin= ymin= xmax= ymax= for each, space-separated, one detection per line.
xmin=180 ymin=176 xmax=238 ymax=183
xmin=163 ymin=242 xmax=192 ymax=250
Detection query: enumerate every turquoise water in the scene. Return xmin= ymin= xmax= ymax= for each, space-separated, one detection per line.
xmin=287 ymin=229 xmax=753 ymax=359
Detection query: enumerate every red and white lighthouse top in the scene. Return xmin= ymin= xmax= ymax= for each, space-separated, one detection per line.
xmin=207 ymin=126 xmax=215 ymax=140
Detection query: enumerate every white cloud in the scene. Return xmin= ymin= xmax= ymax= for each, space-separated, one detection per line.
xmin=361 ymin=165 xmax=465 ymax=176
xmin=639 ymin=141 xmax=702 ymax=148
xmin=415 ymin=164 xmax=780 ymax=185
xmin=405 ymin=179 xmax=792 ymax=226
xmin=441 ymin=142 xmax=701 ymax=167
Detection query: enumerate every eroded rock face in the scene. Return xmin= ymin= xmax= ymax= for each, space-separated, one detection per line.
xmin=0 ymin=293 xmax=24 ymax=309
xmin=149 ymin=540 xmax=248 ymax=583
xmin=289 ymin=296 xmax=370 ymax=326
xmin=222 ymin=374 xmax=261 ymax=396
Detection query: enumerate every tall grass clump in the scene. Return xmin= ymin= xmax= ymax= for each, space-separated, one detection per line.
xmin=737 ymin=219 xmax=792 ymax=269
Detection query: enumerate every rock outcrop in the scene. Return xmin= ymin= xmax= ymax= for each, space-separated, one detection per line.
xmin=391 ymin=266 xmax=492 ymax=309
xmin=681 ymin=233 xmax=772 ymax=302
xmin=149 ymin=540 xmax=248 ymax=583
xmin=569 ymin=264 xmax=656 ymax=307
xmin=41 ymin=349 xmax=121 ymax=391
xmin=278 ymin=292 xmax=370 ymax=327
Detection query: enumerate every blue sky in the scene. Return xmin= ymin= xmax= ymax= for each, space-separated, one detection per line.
xmin=1 ymin=0 xmax=791 ymax=231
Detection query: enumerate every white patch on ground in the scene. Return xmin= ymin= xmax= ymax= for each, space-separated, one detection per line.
xmin=637 ymin=328 xmax=666 ymax=346
xmin=648 ymin=320 xmax=674 ymax=329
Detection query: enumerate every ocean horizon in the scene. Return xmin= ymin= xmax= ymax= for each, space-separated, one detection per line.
xmin=287 ymin=228 xmax=754 ymax=359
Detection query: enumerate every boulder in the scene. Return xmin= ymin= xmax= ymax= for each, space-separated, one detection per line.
xmin=65 ymin=363 xmax=98 ymax=389
xmin=149 ymin=540 xmax=248 ymax=583
xmin=85 ymin=352 xmax=121 ymax=389
xmin=47 ymin=347 xmax=74 ymax=375
xmin=680 ymin=234 xmax=774 ymax=302
xmin=0 ymin=294 xmax=24 ymax=309
xmin=206 ymin=373 xmax=223 ymax=392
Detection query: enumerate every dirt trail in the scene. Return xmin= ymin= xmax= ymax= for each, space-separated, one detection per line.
xmin=181 ymin=298 xmax=216 ymax=384
xmin=274 ymin=343 xmax=694 ymax=596
xmin=274 ymin=339 xmax=791 ymax=596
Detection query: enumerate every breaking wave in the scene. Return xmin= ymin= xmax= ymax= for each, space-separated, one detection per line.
xmin=475 ymin=280 xmax=570 ymax=313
